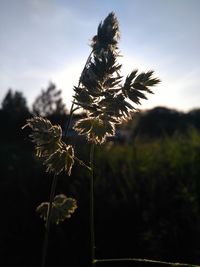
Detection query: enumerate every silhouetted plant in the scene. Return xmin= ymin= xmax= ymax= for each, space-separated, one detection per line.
xmin=23 ymin=12 xmax=161 ymax=267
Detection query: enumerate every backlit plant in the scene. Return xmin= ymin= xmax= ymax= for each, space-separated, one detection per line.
xmin=23 ymin=12 xmax=160 ymax=267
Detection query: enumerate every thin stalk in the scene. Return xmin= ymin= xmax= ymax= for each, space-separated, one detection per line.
xmin=41 ymin=50 xmax=94 ymax=267
xmin=95 ymin=258 xmax=200 ymax=267
xmin=63 ymin=50 xmax=93 ymax=141
xmin=90 ymin=143 xmax=96 ymax=265
xmin=41 ymin=101 xmax=75 ymax=267
xmin=64 ymin=102 xmax=75 ymax=140
xmin=41 ymin=173 xmax=59 ymax=267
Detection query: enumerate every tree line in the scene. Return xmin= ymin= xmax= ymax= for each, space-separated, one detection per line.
xmin=1 ymin=82 xmax=200 ymax=142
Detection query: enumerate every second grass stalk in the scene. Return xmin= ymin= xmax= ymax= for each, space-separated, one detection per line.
xmin=90 ymin=143 xmax=96 ymax=265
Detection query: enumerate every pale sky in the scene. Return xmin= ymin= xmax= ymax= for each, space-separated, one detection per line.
xmin=0 ymin=0 xmax=200 ymax=111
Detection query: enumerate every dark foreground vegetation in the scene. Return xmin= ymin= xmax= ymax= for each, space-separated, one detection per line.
xmin=1 ymin=88 xmax=200 ymax=266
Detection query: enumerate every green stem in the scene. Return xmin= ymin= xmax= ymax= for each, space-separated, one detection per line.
xmin=41 ymin=173 xmax=59 ymax=267
xmin=95 ymin=258 xmax=200 ymax=267
xmin=90 ymin=143 xmax=96 ymax=265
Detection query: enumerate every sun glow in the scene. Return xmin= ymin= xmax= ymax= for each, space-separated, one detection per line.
xmin=51 ymin=63 xmax=83 ymax=109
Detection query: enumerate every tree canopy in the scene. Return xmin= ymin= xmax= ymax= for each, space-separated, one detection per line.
xmin=32 ymin=82 xmax=67 ymax=117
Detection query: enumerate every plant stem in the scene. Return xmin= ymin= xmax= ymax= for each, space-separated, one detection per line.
xmin=90 ymin=143 xmax=96 ymax=265
xmin=63 ymin=50 xmax=93 ymax=141
xmin=41 ymin=100 xmax=76 ymax=267
xmin=95 ymin=258 xmax=200 ymax=267
xmin=41 ymin=50 xmax=94 ymax=267
xmin=41 ymin=173 xmax=59 ymax=267
xmin=64 ymin=102 xmax=75 ymax=140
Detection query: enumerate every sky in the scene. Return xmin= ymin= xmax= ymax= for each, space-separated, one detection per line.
xmin=0 ymin=0 xmax=200 ymax=112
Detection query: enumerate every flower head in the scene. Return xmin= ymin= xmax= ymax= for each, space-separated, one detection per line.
xmin=74 ymin=12 xmax=160 ymax=144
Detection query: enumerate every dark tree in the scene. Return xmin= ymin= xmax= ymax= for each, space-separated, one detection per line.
xmin=1 ymin=89 xmax=29 ymax=116
xmin=0 ymin=89 xmax=30 ymax=142
xmin=130 ymin=107 xmax=188 ymax=138
xmin=32 ymin=82 xmax=67 ymax=117
xmin=187 ymin=109 xmax=200 ymax=130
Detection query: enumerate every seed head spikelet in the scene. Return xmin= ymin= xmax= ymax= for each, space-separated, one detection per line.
xmin=23 ymin=117 xmax=75 ymax=175
xmin=74 ymin=12 xmax=160 ymax=144
xmin=36 ymin=194 xmax=77 ymax=224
